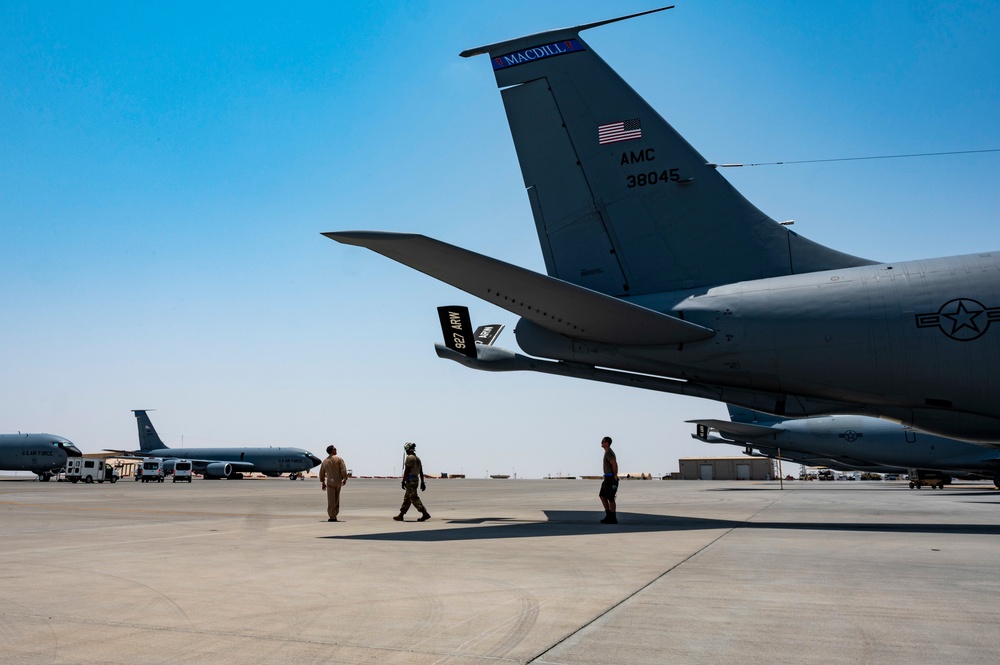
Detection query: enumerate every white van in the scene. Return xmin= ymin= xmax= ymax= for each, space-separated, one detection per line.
xmin=65 ymin=458 xmax=107 ymax=484
xmin=140 ymin=459 xmax=165 ymax=483
xmin=172 ymin=460 xmax=193 ymax=482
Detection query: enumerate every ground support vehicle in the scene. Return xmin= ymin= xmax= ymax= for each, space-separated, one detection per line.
xmin=172 ymin=460 xmax=193 ymax=482
xmin=140 ymin=459 xmax=166 ymax=483
xmin=64 ymin=459 xmax=108 ymax=484
xmin=908 ymin=469 xmax=951 ymax=489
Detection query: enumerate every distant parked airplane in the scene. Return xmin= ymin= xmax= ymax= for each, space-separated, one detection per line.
xmin=105 ymin=411 xmax=321 ymax=480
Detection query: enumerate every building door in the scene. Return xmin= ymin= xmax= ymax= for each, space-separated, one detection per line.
xmin=736 ymin=463 xmax=751 ymax=480
xmin=699 ymin=464 xmax=714 ymax=480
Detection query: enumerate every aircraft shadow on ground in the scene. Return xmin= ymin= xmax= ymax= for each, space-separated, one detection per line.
xmin=320 ymin=510 xmax=1000 ymax=543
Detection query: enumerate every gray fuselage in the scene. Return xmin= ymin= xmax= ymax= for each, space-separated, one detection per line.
xmin=518 ymin=252 xmax=1000 ymax=442
xmin=140 ymin=446 xmax=320 ymax=476
xmin=0 ymin=434 xmax=82 ymax=475
xmin=738 ymin=415 xmax=1000 ymax=475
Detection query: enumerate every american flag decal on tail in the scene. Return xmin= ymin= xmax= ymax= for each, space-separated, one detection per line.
xmin=598 ymin=119 xmax=642 ymax=144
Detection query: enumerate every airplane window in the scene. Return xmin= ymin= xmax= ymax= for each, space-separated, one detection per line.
xmin=56 ymin=441 xmax=82 ymax=456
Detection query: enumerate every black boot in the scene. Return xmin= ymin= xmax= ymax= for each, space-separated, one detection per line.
xmin=417 ymin=511 xmax=431 ymax=522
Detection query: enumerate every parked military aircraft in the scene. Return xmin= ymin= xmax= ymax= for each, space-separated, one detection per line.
xmin=689 ymin=406 xmax=1000 ymax=489
xmin=0 ymin=433 xmax=82 ymax=480
xmin=105 ymin=411 xmax=321 ymax=479
xmin=326 ymin=7 xmax=1000 ymax=445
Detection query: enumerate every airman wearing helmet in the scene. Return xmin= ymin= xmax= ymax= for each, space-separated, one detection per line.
xmin=394 ymin=442 xmax=430 ymax=522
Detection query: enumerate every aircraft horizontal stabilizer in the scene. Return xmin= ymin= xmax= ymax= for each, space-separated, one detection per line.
xmin=325 ymin=231 xmax=714 ymax=346
xmin=459 ymin=6 xmax=674 ymax=59
xmin=103 ymin=451 xmax=149 ymax=461
xmin=692 ymin=434 xmax=735 ymax=444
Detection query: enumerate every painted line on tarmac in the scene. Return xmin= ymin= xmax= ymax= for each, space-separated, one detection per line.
xmin=528 ymin=490 xmax=791 ymax=664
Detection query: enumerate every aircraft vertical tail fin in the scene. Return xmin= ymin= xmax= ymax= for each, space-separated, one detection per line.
xmin=132 ymin=410 xmax=168 ymax=451
xmin=462 ymin=8 xmax=874 ymax=296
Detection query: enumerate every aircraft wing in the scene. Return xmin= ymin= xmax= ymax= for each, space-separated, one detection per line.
xmin=105 ymin=450 xmax=256 ymax=473
xmin=747 ymin=444 xmax=892 ymax=469
xmin=699 ymin=438 xmax=898 ymax=471
xmin=324 ymin=231 xmax=714 ymax=346
xmin=687 ymin=419 xmax=785 ymax=442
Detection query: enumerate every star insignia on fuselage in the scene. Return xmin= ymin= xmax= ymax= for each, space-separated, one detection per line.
xmin=838 ymin=430 xmax=862 ymax=442
xmin=915 ymin=298 xmax=1000 ymax=341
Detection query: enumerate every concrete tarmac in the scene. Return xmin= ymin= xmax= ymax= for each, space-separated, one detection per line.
xmin=2 ymin=477 xmax=999 ymax=664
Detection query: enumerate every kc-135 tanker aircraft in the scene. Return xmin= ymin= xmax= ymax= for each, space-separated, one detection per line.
xmin=105 ymin=410 xmax=321 ymax=479
xmin=326 ymin=7 xmax=1000 ymax=446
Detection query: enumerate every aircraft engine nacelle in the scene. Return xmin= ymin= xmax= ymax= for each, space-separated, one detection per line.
xmin=204 ymin=462 xmax=232 ymax=478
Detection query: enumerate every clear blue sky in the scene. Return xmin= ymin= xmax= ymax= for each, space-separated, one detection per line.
xmin=3 ymin=1 xmax=999 ymax=478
